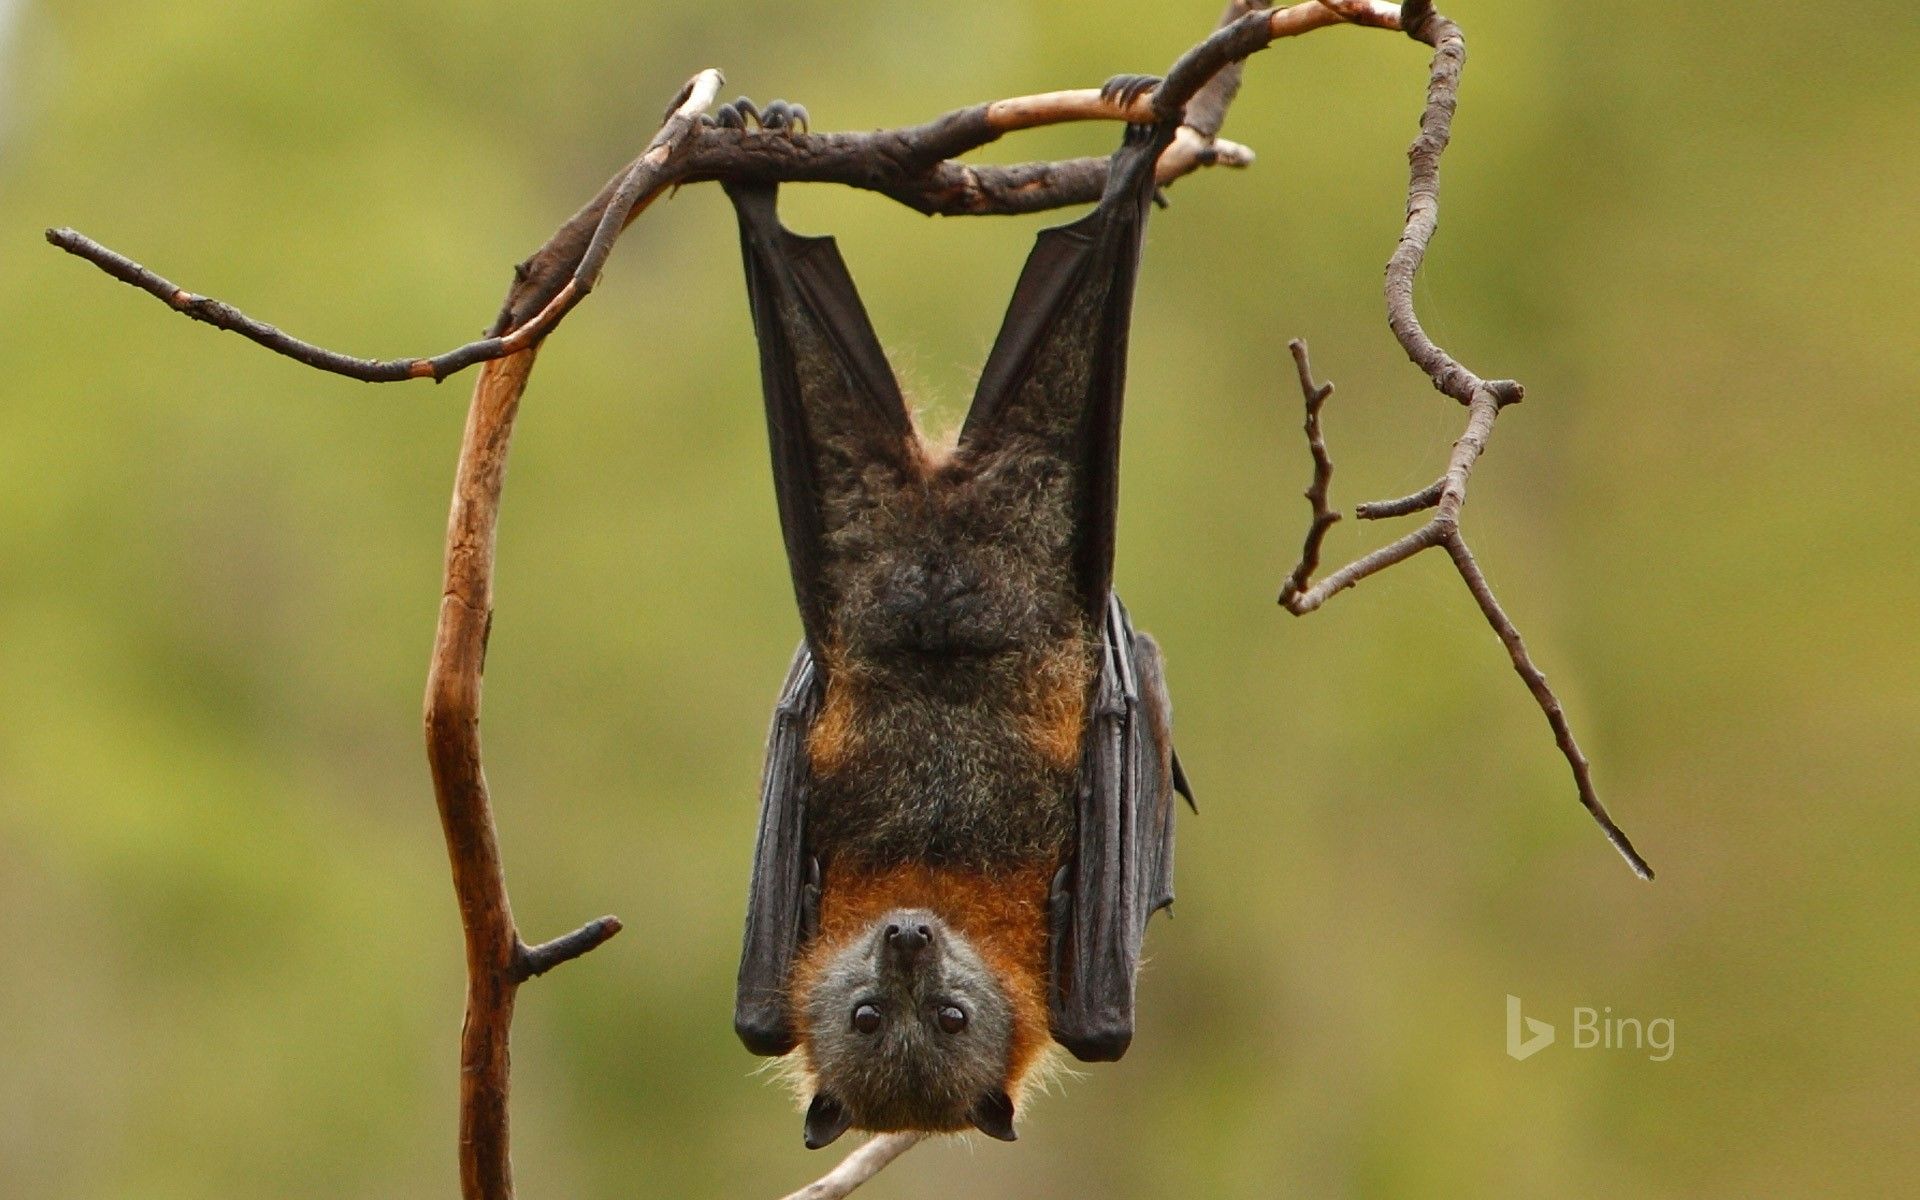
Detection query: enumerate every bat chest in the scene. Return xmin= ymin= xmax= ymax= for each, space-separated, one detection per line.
xmin=827 ymin=465 xmax=1069 ymax=633
xmin=803 ymin=460 xmax=1097 ymax=870
xmin=804 ymin=645 xmax=1092 ymax=872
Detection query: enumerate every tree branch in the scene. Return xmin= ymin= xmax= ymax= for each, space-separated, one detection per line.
xmin=47 ymin=2 xmax=1401 ymax=387
xmin=1276 ymin=340 xmax=1340 ymax=606
xmin=1273 ymin=4 xmax=1653 ymax=880
xmin=779 ymin=1133 xmax=930 ymax=1200
xmin=1354 ymin=478 xmax=1442 ymax=519
xmin=513 ymin=916 xmax=624 ymax=982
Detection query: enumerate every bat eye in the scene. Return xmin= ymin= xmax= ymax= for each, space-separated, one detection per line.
xmin=936 ymin=1004 xmax=968 ymax=1034
xmin=851 ymin=1003 xmax=883 ymax=1035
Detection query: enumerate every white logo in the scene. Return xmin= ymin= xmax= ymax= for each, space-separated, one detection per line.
xmin=1505 ymin=994 xmax=1555 ymax=1060
xmin=1506 ymin=996 xmax=1676 ymax=1062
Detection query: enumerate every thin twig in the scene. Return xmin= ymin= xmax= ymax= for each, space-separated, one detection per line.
xmin=1389 ymin=0 xmax=1480 ymax=403
xmin=1272 ymin=4 xmax=1653 ymax=878
xmin=779 ymin=1133 xmax=930 ymax=1200
xmin=1440 ymin=534 xmax=1652 ymax=876
xmin=1355 ymin=478 xmax=1442 ymax=519
xmin=42 ymin=227 xmax=506 ymax=382
xmin=1276 ymin=339 xmax=1340 ymax=608
xmin=514 ymin=916 xmax=625 ymax=982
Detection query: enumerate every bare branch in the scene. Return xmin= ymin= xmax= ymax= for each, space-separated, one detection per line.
xmin=1282 ymin=513 xmax=1442 ymax=613
xmin=1272 ymin=4 xmax=1653 ymax=879
xmin=1276 ymin=339 xmax=1341 ymax=608
xmin=1389 ymin=0 xmax=1482 ymax=404
xmin=514 ymin=916 xmax=625 ymax=982
xmin=780 ymin=1134 xmax=929 ymax=1200
xmin=421 ymin=345 xmax=629 ymax=1200
xmin=1440 ymin=534 xmax=1654 ymax=878
xmin=42 ymin=227 xmax=507 ymax=382
xmin=1355 ymin=478 xmax=1442 ymax=519
xmin=48 ymin=2 xmax=1405 ymax=388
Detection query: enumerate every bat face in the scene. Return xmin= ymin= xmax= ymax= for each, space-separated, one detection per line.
xmin=797 ymin=908 xmax=1019 ymax=1145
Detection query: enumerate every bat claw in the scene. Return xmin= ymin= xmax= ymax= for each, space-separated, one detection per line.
xmin=709 ymin=96 xmax=809 ymax=137
xmin=1100 ymin=73 xmax=1161 ymax=115
xmin=710 ymin=96 xmax=762 ymax=130
xmin=761 ymin=98 xmax=810 ymax=136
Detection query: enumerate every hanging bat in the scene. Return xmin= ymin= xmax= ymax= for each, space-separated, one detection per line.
xmin=721 ymin=85 xmax=1193 ymax=1149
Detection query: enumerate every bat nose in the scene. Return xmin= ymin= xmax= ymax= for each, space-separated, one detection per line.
xmin=885 ymin=922 xmax=932 ymax=958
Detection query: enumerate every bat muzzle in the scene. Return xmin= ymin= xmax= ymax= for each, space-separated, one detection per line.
xmin=881 ymin=913 xmax=935 ymax=969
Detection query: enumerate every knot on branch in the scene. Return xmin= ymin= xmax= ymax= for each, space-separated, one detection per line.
xmin=1488 ymin=379 xmax=1525 ymax=407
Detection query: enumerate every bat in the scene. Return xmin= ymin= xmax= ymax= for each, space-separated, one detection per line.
xmin=722 ymin=87 xmax=1191 ymax=1149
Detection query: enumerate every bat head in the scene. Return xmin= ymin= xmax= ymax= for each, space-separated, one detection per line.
xmin=797 ymin=907 xmax=1020 ymax=1147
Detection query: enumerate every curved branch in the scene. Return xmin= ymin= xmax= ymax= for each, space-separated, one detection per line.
xmin=423 ymin=344 xmax=633 ymax=1200
xmin=1388 ymin=0 xmax=1481 ymax=403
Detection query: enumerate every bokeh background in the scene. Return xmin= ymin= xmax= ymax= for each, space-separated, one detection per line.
xmin=3 ymin=1 xmax=1915 ymax=1196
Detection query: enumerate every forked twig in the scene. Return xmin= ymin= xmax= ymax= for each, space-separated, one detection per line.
xmin=1274 ymin=3 xmax=1652 ymax=879
xmin=1276 ymin=340 xmax=1340 ymax=602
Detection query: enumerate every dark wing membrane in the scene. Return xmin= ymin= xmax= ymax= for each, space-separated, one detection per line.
xmin=1050 ymin=594 xmax=1180 ymax=1062
xmin=956 ymin=121 xmax=1174 ymax=623
xmin=726 ymin=182 xmax=917 ymax=654
xmin=734 ymin=643 xmax=823 ymax=1056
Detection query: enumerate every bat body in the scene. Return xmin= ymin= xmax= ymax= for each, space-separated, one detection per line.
xmin=725 ymin=103 xmax=1189 ymax=1147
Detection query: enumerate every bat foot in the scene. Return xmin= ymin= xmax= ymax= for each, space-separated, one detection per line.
xmin=1100 ymin=73 xmax=1161 ymax=115
xmin=705 ymin=96 xmax=760 ymax=129
xmin=762 ymin=99 xmax=811 ymax=135
xmin=704 ymin=96 xmax=810 ymax=136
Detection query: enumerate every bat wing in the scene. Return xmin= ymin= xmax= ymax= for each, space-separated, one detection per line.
xmin=1050 ymin=593 xmax=1183 ymax=1062
xmin=955 ymin=116 xmax=1183 ymax=1060
xmin=725 ymin=181 xmax=917 ymax=655
xmin=734 ymin=642 xmax=823 ymax=1056
xmin=726 ymin=181 xmax=916 ymax=1054
xmin=956 ymin=119 xmax=1175 ymax=624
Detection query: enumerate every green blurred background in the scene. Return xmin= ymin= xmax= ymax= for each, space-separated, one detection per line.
xmin=3 ymin=1 xmax=1915 ymax=1196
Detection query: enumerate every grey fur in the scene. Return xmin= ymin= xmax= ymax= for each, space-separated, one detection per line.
xmin=804 ymin=908 xmax=1017 ymax=1133
xmin=806 ymin=451 xmax=1093 ymax=871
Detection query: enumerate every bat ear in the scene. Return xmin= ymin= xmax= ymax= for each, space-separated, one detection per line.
xmin=803 ymin=1092 xmax=854 ymax=1150
xmin=967 ymin=1088 xmax=1018 ymax=1142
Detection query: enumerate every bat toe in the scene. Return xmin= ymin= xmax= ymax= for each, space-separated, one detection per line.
xmin=1100 ymin=73 xmax=1161 ymax=114
xmin=711 ymin=96 xmax=762 ymax=130
xmin=761 ymin=98 xmax=810 ymax=136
